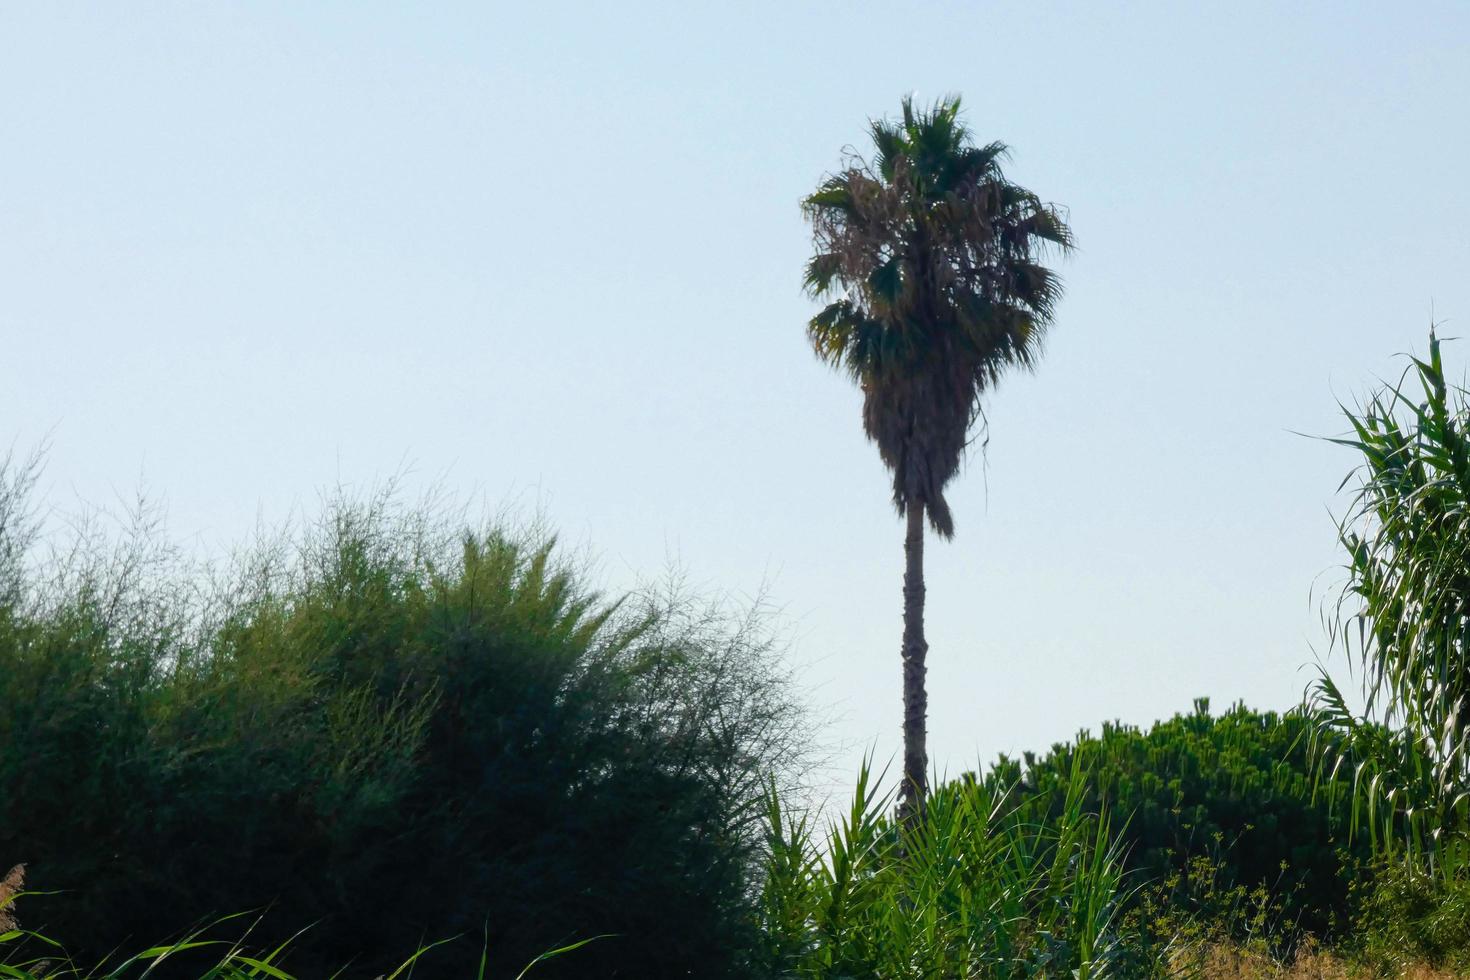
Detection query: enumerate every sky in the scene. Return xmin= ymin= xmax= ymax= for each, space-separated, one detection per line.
xmin=3 ymin=2 xmax=1469 ymax=799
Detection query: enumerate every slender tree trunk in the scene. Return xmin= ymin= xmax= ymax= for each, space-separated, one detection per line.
xmin=899 ymin=501 xmax=929 ymax=825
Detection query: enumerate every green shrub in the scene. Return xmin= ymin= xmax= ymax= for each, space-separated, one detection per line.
xmin=971 ymin=699 xmax=1363 ymax=942
xmin=0 ymin=454 xmax=807 ymax=978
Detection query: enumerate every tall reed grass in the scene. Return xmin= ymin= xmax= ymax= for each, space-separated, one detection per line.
xmin=759 ymin=759 xmax=1134 ymax=978
xmin=1310 ymin=331 xmax=1470 ymax=870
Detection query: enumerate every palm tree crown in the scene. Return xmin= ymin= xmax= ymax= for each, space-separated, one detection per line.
xmin=803 ymin=94 xmax=1073 ymax=537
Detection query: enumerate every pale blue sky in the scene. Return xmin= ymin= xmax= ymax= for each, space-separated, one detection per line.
xmin=3 ymin=2 xmax=1468 ymax=791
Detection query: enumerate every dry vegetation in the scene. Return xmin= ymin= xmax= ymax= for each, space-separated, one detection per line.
xmin=0 ymin=865 xmax=22 ymax=932
xmin=1175 ymin=943 xmax=1463 ymax=979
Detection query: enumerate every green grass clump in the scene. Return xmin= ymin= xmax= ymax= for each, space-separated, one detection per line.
xmin=0 ymin=903 xmax=597 ymax=979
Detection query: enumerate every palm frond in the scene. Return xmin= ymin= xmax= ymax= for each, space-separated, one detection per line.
xmin=801 ymin=95 xmax=1073 ymax=528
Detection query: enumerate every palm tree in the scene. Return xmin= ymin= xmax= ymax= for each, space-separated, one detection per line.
xmin=802 ymin=95 xmax=1072 ymax=819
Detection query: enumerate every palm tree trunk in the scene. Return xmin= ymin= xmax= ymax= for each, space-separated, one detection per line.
xmin=900 ymin=501 xmax=929 ymax=824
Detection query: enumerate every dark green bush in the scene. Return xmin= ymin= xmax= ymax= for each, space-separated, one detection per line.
xmin=0 ymin=453 xmax=806 ymax=978
xmin=972 ymin=699 xmax=1367 ymax=942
